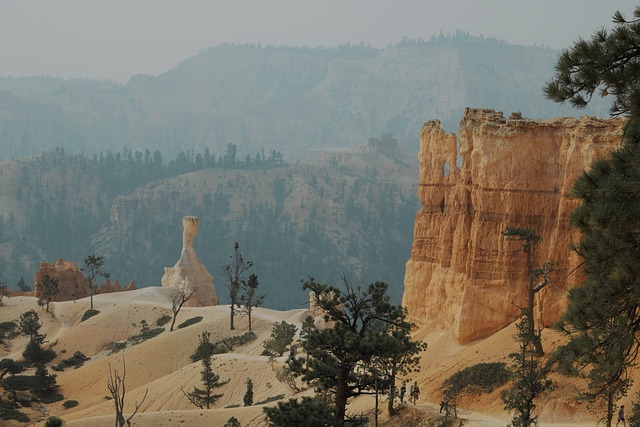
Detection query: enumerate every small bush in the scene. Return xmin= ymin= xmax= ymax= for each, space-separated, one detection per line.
xmin=81 ymin=309 xmax=100 ymax=322
xmin=177 ymin=316 xmax=203 ymax=329
xmin=0 ymin=321 xmax=17 ymax=340
xmin=0 ymin=403 xmax=29 ymax=422
xmin=443 ymin=362 xmax=510 ymax=395
xmin=39 ymin=392 xmax=64 ymax=404
xmin=191 ymin=331 xmax=258 ymax=362
xmin=52 ymin=351 xmax=90 ymax=371
xmin=0 ymin=358 xmax=24 ymax=376
xmin=23 ymin=340 xmax=56 ymax=364
xmin=256 ymin=393 xmax=285 ymax=405
xmin=44 ymin=415 xmax=64 ymax=426
xmin=1 ymin=374 xmax=40 ymax=391
xmin=63 ymin=399 xmax=79 ymax=409
xmin=128 ymin=327 xmax=164 ymax=345
xmin=224 ymin=416 xmax=242 ymax=427
xmin=105 ymin=341 xmax=127 ymax=354
xmin=156 ymin=314 xmax=172 ymax=326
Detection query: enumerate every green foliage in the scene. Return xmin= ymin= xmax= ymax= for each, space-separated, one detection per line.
xmin=225 ymin=242 xmax=254 ymax=330
xmin=243 ymin=378 xmax=254 ymax=406
xmin=0 ymin=403 xmax=29 ymax=422
xmin=52 ymin=351 xmax=90 ymax=371
xmin=37 ymin=274 xmax=60 ymax=312
xmin=545 ymin=6 xmax=640 ymax=425
xmin=1 ymin=374 xmax=39 ymax=391
xmin=17 ymin=277 xmax=31 ymax=292
xmin=0 ymin=358 xmax=24 ymax=376
xmin=63 ymin=399 xmax=79 ymax=409
xmin=224 ymin=416 xmax=242 ymax=427
xmin=0 ymin=321 xmax=17 ymax=340
xmin=177 ymin=316 xmax=203 ymax=329
xmin=35 ymin=364 xmax=59 ymax=393
xmin=19 ymin=310 xmax=44 ymax=344
xmin=502 ymin=316 xmax=552 ymax=427
xmin=190 ymin=331 xmax=257 ymax=362
xmin=23 ymin=340 xmax=56 ymax=364
xmin=184 ymin=331 xmax=228 ymax=409
xmin=155 ymin=314 xmax=172 ymax=326
xmin=44 ymin=415 xmax=64 ymax=427
xmin=39 ymin=392 xmax=64 ymax=404
xmin=105 ymin=341 xmax=127 ymax=354
xmin=80 ymin=309 xmax=100 ymax=322
xmin=128 ymin=327 xmax=164 ymax=345
xmin=443 ymin=363 xmax=510 ymax=396
xmin=256 ymin=393 xmax=285 ymax=405
xmin=263 ymin=396 xmax=335 ymax=427
xmin=287 ymin=277 xmax=424 ymax=425
xmin=263 ymin=321 xmax=297 ymax=357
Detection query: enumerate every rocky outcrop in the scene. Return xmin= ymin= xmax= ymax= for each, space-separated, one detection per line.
xmin=161 ymin=216 xmax=218 ymax=306
xmin=403 ymin=108 xmax=625 ymax=343
xmin=34 ymin=258 xmax=91 ymax=302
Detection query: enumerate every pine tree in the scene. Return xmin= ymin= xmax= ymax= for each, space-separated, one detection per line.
xmin=81 ymin=255 xmax=110 ymax=310
xmin=243 ymin=378 xmax=253 ymax=406
xmin=502 ymin=314 xmax=551 ymax=427
xmin=224 ymin=242 xmax=253 ymax=330
xmin=239 ymin=273 xmax=264 ymax=331
xmin=286 ymin=277 xmax=424 ymax=426
xmin=36 ymin=274 xmax=60 ymax=313
xmin=545 ymin=6 xmax=640 ymax=427
xmin=183 ymin=331 xmax=228 ymax=409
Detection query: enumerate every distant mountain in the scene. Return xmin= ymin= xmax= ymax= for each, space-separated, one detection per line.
xmin=0 ymin=145 xmax=418 ymax=308
xmin=0 ymin=34 xmax=609 ymax=162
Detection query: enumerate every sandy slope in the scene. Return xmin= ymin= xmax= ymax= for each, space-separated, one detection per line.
xmin=0 ymin=288 xmax=620 ymax=426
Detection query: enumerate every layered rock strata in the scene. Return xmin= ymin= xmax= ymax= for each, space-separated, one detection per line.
xmin=403 ymin=108 xmax=625 ymax=343
xmin=161 ymin=216 xmax=218 ymax=306
xmin=34 ymin=258 xmax=91 ymax=302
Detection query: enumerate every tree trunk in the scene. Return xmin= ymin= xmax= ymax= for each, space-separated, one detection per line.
xmin=230 ymin=302 xmax=235 ymax=330
xmin=335 ymin=366 xmax=349 ymax=427
xmin=388 ymin=366 xmax=397 ymax=416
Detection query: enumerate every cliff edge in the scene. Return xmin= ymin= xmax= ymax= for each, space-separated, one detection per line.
xmin=403 ymin=108 xmax=625 ymax=343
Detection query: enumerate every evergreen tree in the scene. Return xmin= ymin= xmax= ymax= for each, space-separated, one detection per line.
xmin=264 ymin=396 xmax=335 ymax=427
xmin=503 ymin=314 xmax=552 ymax=427
xmin=545 ymin=6 xmax=640 ymax=427
xmin=502 ymin=227 xmax=553 ymax=356
xmin=81 ymin=255 xmax=110 ymax=310
xmin=243 ymin=378 xmax=253 ymax=406
xmin=36 ymin=274 xmax=60 ymax=313
xmin=19 ymin=309 xmax=44 ymax=344
xmin=286 ymin=277 xmax=423 ymax=426
xmin=224 ymin=242 xmax=253 ymax=330
xmin=239 ymin=273 xmax=264 ymax=331
xmin=263 ymin=321 xmax=298 ymax=357
xmin=183 ymin=331 xmax=228 ymax=409
xmin=17 ymin=277 xmax=31 ymax=292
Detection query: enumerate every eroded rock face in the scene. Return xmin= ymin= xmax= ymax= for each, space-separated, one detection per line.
xmin=161 ymin=216 xmax=218 ymax=306
xmin=403 ymin=108 xmax=625 ymax=343
xmin=34 ymin=258 xmax=91 ymax=302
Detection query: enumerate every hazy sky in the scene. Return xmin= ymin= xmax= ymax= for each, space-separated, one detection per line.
xmin=1 ymin=1 xmax=635 ymax=82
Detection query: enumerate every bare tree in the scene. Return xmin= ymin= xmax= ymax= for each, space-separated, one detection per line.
xmin=107 ymin=357 xmax=148 ymax=427
xmin=168 ymin=287 xmax=195 ymax=332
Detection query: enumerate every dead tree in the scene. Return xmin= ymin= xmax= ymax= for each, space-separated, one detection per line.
xmin=168 ymin=287 xmax=195 ymax=332
xmin=107 ymin=357 xmax=148 ymax=427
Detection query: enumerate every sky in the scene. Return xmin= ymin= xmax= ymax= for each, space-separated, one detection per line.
xmin=1 ymin=1 xmax=635 ymax=82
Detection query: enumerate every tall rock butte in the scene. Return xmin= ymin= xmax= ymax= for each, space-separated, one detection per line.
xmin=403 ymin=108 xmax=625 ymax=343
xmin=161 ymin=216 xmax=218 ymax=306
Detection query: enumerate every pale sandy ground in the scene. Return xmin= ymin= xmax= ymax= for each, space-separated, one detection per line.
xmin=0 ymin=288 xmax=626 ymax=426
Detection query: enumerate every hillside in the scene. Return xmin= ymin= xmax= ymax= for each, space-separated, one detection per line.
xmin=0 ymin=289 xmax=612 ymax=427
xmin=0 ymin=146 xmax=418 ymax=309
xmin=0 ymin=35 xmax=610 ymax=163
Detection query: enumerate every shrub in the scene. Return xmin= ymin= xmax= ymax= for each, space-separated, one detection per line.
xmin=39 ymin=392 xmax=64 ymax=404
xmin=0 ymin=403 xmax=29 ymax=422
xmin=105 ymin=341 xmax=127 ymax=354
xmin=263 ymin=321 xmax=298 ymax=357
xmin=224 ymin=416 xmax=241 ymax=427
xmin=52 ymin=351 xmax=90 ymax=371
xmin=44 ymin=415 xmax=64 ymax=426
xmin=156 ymin=314 xmax=172 ymax=326
xmin=443 ymin=362 xmax=510 ymax=396
xmin=177 ymin=316 xmax=203 ymax=329
xmin=63 ymin=399 xmax=79 ymax=409
xmin=0 ymin=321 xmax=17 ymax=340
xmin=80 ymin=309 xmax=100 ymax=322
xmin=128 ymin=327 xmax=164 ymax=345
xmin=263 ymin=396 xmax=334 ymax=426
xmin=256 ymin=393 xmax=285 ymax=405
xmin=0 ymin=358 xmax=24 ymax=376
xmin=1 ymin=374 xmax=40 ymax=391
xmin=191 ymin=331 xmax=258 ymax=362
xmin=22 ymin=340 xmax=56 ymax=364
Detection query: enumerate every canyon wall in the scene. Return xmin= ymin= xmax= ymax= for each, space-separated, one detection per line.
xmin=403 ymin=108 xmax=625 ymax=343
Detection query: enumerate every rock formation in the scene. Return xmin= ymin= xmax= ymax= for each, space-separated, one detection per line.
xmin=161 ymin=216 xmax=218 ymax=306
xmin=403 ymin=108 xmax=625 ymax=343
xmin=34 ymin=258 xmax=91 ymax=302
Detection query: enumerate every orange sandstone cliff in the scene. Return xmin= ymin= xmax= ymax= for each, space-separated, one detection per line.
xmin=403 ymin=108 xmax=625 ymax=343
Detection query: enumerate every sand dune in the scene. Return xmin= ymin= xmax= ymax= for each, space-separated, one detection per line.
xmin=0 ymin=288 xmax=622 ymax=426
